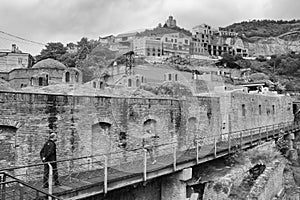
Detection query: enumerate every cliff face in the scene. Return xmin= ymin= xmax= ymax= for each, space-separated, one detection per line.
xmin=246 ymin=37 xmax=300 ymax=56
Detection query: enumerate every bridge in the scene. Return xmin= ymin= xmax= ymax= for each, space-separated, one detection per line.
xmin=1 ymin=121 xmax=299 ymax=200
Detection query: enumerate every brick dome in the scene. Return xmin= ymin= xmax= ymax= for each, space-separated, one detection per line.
xmin=32 ymin=58 xmax=67 ymax=70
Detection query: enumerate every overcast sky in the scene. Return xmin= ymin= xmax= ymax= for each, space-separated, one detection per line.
xmin=1 ymin=0 xmax=300 ymax=55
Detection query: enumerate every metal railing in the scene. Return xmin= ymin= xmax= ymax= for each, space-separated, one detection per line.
xmin=0 ymin=121 xmax=299 ymax=198
xmin=0 ymin=170 xmax=61 ymax=200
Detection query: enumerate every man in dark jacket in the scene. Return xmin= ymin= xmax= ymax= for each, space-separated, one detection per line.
xmin=40 ymin=132 xmax=60 ymax=188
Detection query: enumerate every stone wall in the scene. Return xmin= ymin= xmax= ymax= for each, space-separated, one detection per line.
xmin=0 ymin=91 xmax=221 ymax=169
xmin=247 ymin=159 xmax=286 ymax=200
xmin=225 ymin=92 xmax=294 ymax=132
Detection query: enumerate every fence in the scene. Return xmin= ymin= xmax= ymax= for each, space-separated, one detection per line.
xmin=0 ymin=121 xmax=299 ymax=198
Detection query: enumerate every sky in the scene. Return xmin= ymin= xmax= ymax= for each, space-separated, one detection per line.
xmin=1 ymin=0 xmax=300 ymax=55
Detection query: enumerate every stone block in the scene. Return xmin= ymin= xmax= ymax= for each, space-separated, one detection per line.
xmin=179 ymin=168 xmax=192 ymax=181
xmin=190 ymin=193 xmax=199 ymax=200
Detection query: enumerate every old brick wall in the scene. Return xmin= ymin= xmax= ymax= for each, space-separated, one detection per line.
xmin=228 ymin=92 xmax=294 ymax=132
xmin=247 ymin=159 xmax=286 ymax=200
xmin=8 ymin=68 xmax=64 ymax=88
xmin=0 ymin=91 xmax=221 ymax=170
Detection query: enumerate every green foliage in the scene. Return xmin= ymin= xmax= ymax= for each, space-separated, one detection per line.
xmin=36 ymin=37 xmax=117 ymax=83
xmin=36 ymin=42 xmax=67 ymax=62
xmin=227 ymin=19 xmax=300 ymax=38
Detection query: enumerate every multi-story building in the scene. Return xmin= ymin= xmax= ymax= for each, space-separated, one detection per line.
xmin=161 ymin=32 xmax=191 ymax=56
xmin=99 ymin=35 xmax=115 ymax=44
xmin=215 ymin=27 xmax=238 ymax=37
xmin=133 ymin=37 xmax=163 ymax=57
xmin=0 ymin=44 xmax=35 ymax=80
xmin=115 ymin=32 xmax=138 ymax=43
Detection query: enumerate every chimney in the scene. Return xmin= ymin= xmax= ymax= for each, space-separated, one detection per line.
xmin=12 ymin=44 xmax=16 ymax=53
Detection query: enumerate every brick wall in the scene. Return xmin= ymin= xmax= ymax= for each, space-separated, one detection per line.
xmin=247 ymin=159 xmax=286 ymax=200
xmin=225 ymin=92 xmax=294 ymax=132
xmin=0 ymin=91 xmax=221 ymax=169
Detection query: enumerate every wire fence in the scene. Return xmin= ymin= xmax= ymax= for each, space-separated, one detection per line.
xmin=0 ymin=121 xmax=299 ymax=199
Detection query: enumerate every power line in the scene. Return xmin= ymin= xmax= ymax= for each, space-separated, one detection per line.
xmin=0 ymin=30 xmax=46 ymax=46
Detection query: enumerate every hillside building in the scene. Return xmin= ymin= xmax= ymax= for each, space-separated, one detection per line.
xmin=133 ymin=37 xmax=163 ymax=57
xmin=161 ymin=32 xmax=191 ymax=56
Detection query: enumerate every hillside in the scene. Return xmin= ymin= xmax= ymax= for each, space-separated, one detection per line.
xmin=226 ymin=19 xmax=300 ymax=39
xmin=137 ymin=25 xmax=192 ymax=37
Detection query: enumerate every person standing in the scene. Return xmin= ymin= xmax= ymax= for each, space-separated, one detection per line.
xmin=40 ymin=132 xmax=60 ymax=188
xmin=142 ymin=130 xmax=158 ymax=164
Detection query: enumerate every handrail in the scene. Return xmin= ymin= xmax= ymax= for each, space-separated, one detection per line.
xmin=0 ymin=121 xmax=297 ymax=172
xmin=0 ymin=171 xmax=61 ymax=199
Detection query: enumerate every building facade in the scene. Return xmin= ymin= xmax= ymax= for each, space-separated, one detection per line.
xmin=161 ymin=32 xmax=191 ymax=56
xmin=133 ymin=37 xmax=163 ymax=57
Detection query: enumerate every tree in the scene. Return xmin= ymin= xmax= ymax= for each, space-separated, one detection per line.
xmin=36 ymin=42 xmax=67 ymax=62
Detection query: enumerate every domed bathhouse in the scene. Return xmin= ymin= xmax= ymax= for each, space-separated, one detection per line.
xmin=3 ymin=58 xmax=83 ymax=88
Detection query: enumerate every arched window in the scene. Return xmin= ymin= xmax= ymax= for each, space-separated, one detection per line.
xmin=65 ymin=72 xmax=70 ymax=83
xmin=38 ymin=77 xmax=43 ymax=86
xmin=175 ymin=74 xmax=178 ymax=81
xmin=168 ymin=74 xmax=172 ymax=81
xmin=272 ymin=105 xmax=275 ymax=115
xmin=259 ymin=105 xmax=262 ymax=115
xmin=128 ymin=79 xmax=132 ymax=87
xmin=75 ymin=72 xmax=79 ymax=82
xmin=93 ymin=82 xmax=96 ymax=88
xmin=136 ymin=79 xmax=140 ymax=87
xmin=242 ymin=104 xmax=246 ymax=117
xmin=92 ymin=122 xmax=111 ymax=156
xmin=143 ymin=119 xmax=157 ymax=136
xmin=30 ymin=77 xmax=34 ymax=86
xmin=187 ymin=117 xmax=197 ymax=144
xmin=100 ymin=82 xmax=104 ymax=89
xmin=45 ymin=75 xmax=49 ymax=86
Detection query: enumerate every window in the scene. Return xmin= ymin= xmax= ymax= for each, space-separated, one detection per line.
xmin=38 ymin=77 xmax=43 ymax=86
xmin=136 ymin=79 xmax=140 ymax=87
xmin=118 ymin=132 xmax=127 ymax=148
xmin=128 ymin=79 xmax=132 ymax=87
xmin=100 ymin=82 xmax=104 ymax=89
xmin=272 ymin=105 xmax=275 ymax=115
xmin=185 ymin=39 xmax=188 ymax=44
xmin=65 ymin=72 xmax=70 ymax=83
xmin=168 ymin=74 xmax=172 ymax=81
xmin=259 ymin=105 xmax=262 ymax=115
xmin=175 ymin=74 xmax=178 ymax=81
xmin=75 ymin=72 xmax=79 ymax=82
xmin=45 ymin=75 xmax=49 ymax=86
xmin=18 ymin=58 xmax=22 ymax=64
xmin=93 ymin=82 xmax=96 ymax=88
xmin=165 ymin=37 xmax=168 ymax=42
xmin=242 ymin=104 xmax=246 ymax=116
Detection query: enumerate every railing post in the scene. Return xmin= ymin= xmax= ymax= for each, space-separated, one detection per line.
xmin=196 ymin=140 xmax=199 ymax=164
xmin=228 ymin=132 xmax=231 ymax=154
xmin=173 ymin=144 xmax=177 ymax=171
xmin=104 ymin=155 xmax=108 ymax=194
xmin=214 ymin=136 xmax=217 ymax=158
xmin=273 ymin=124 xmax=275 ymax=138
xmin=48 ymin=163 xmax=53 ymax=200
xmin=266 ymin=127 xmax=269 ymax=141
xmin=250 ymin=130 xmax=253 ymax=146
xmin=1 ymin=173 xmax=6 ymax=200
xmin=259 ymin=127 xmax=261 ymax=145
xmin=143 ymin=149 xmax=147 ymax=181
xmin=19 ymin=183 xmax=24 ymax=200
xmin=240 ymin=131 xmax=243 ymax=149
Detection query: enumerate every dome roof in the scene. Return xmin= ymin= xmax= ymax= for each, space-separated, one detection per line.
xmin=32 ymin=58 xmax=67 ymax=70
